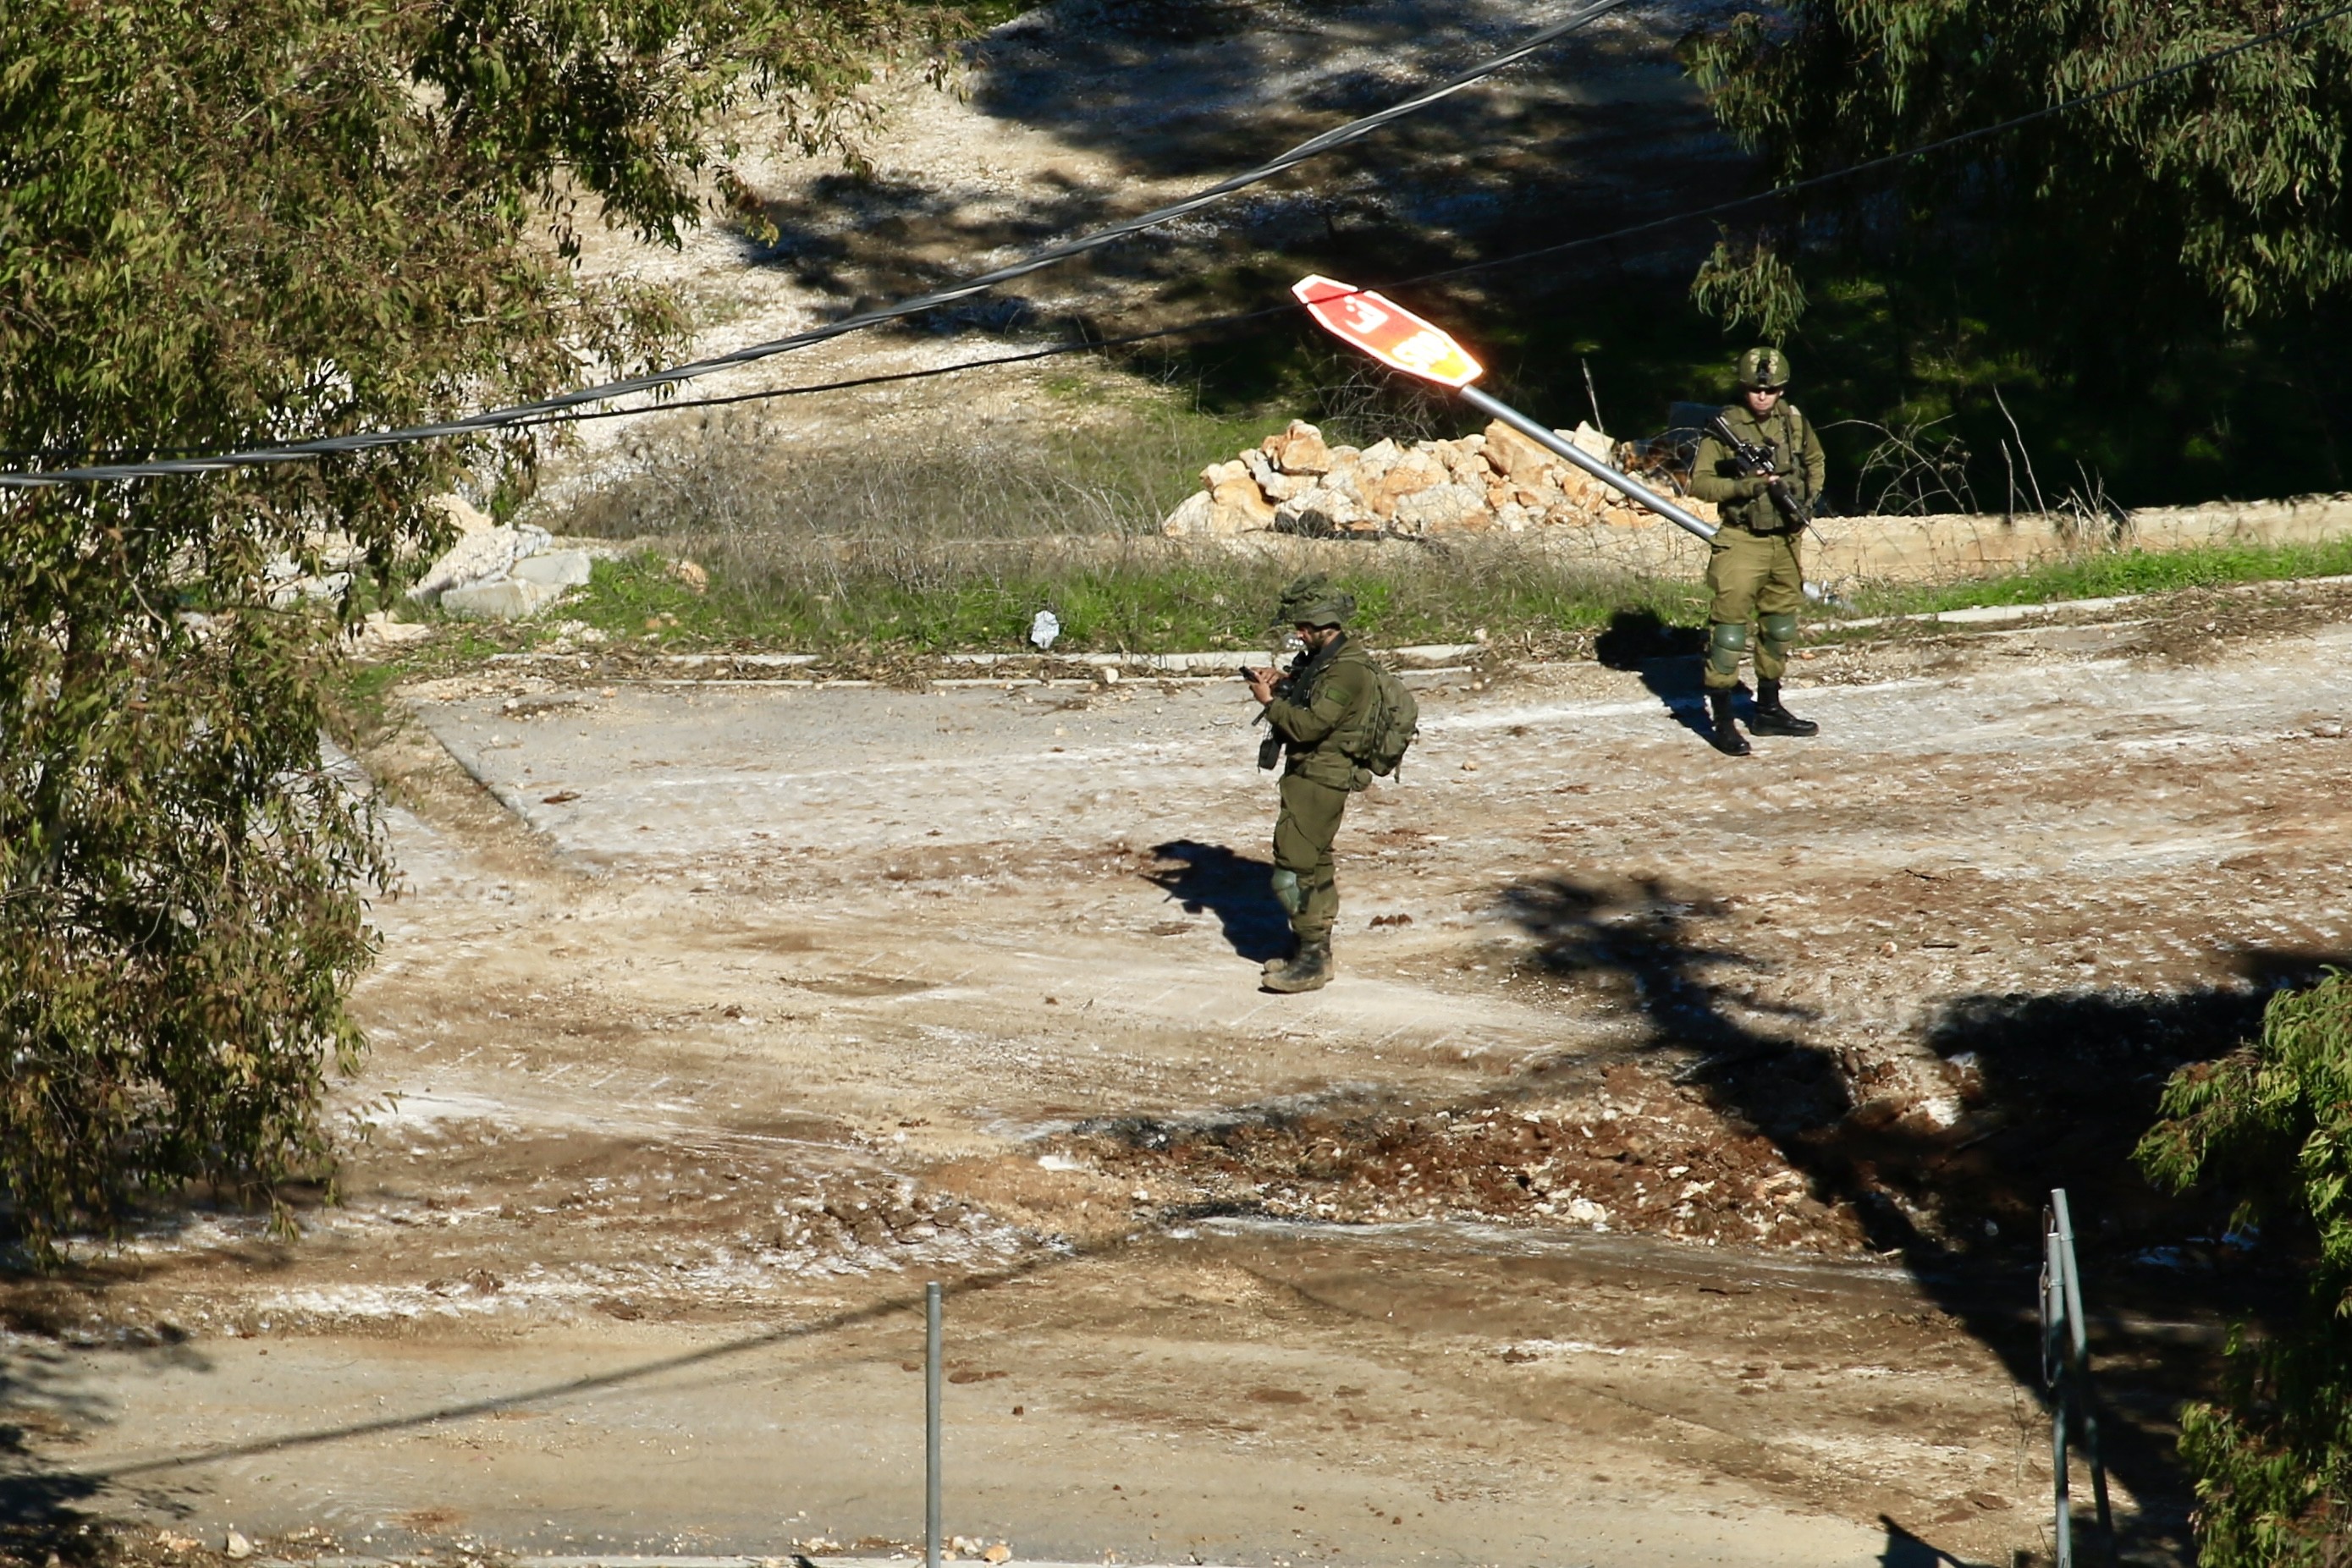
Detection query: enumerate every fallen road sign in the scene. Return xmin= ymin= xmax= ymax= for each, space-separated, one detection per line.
xmin=1457 ymin=383 xmax=1718 ymax=547
xmin=1293 ymin=273 xmax=1844 ymax=608
xmin=1291 ymin=275 xmax=1484 ymax=389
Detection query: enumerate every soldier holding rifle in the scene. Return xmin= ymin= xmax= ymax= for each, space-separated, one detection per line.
xmin=1241 ymin=575 xmax=1384 ymax=996
xmin=1688 ymin=346 xmax=1828 ymax=756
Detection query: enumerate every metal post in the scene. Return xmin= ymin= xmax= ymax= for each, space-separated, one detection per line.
xmin=1455 ymin=384 xmax=1842 ymax=608
xmin=926 ymin=1282 xmax=943 ymax=1568
xmin=1459 ymin=384 xmax=1717 ymax=542
xmin=2042 ymin=1219 xmax=2073 ymax=1568
xmin=2052 ymin=1191 xmax=2116 ymax=1560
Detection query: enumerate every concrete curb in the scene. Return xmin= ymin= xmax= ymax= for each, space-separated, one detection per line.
xmin=471 ymin=669 xmax=1471 ymax=690
xmin=464 ymin=567 xmax=2352 ymax=685
xmin=935 ymin=644 xmax=1481 ymax=671
xmin=283 ymin=1559 xmax=1227 ymax=1568
xmin=487 ymin=646 xmax=1481 ymax=674
xmin=1819 ymin=570 xmax=2352 ymax=632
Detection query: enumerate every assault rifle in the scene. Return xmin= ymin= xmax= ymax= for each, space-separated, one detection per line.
xmin=1242 ymin=663 xmax=1297 ymax=770
xmin=1705 ymin=413 xmax=1811 ymax=532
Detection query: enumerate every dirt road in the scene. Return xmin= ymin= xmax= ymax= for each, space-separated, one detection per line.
xmin=12 ymin=581 xmax=2349 ymax=1567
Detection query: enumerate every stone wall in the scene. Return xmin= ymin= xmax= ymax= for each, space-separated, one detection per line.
xmin=1160 ymin=418 xmax=2352 ymax=586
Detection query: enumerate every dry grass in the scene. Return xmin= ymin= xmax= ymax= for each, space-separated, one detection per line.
xmin=560 ymin=400 xmax=1233 ymax=544
xmin=541 ymin=400 xmax=1705 ymax=652
xmin=522 ymin=399 xmax=2352 ymax=658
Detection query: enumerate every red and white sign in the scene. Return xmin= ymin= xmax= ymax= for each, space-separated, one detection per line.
xmin=1292 ymin=274 xmax=1484 ymax=388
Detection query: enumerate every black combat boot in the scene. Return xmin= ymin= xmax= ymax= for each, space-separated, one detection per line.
xmin=1706 ymin=689 xmax=1750 ymax=756
xmin=1749 ymin=678 xmax=1819 ymax=737
xmin=1263 ymin=938 xmax=1333 ymax=993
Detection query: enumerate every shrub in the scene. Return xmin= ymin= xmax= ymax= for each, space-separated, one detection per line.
xmin=2136 ymin=971 xmax=2352 ymax=1567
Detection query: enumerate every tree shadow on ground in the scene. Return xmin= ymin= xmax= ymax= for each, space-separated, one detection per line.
xmin=966 ymin=0 xmax=1738 ymax=203
xmin=0 ymin=1255 xmax=1070 ymax=1560
xmin=1147 ymin=839 xmax=1290 ymax=962
xmin=0 ymin=1479 xmax=103 ymax=1568
xmin=1502 ymin=872 xmax=2344 ymax=1565
xmin=1592 ymin=608 xmax=1719 ymax=745
xmin=706 ymin=0 xmax=1753 ymax=413
xmin=0 ymin=1314 xmax=140 ymax=1548
xmin=1876 ymin=1514 xmax=1991 ymax=1568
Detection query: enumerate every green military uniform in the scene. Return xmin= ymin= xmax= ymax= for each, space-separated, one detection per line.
xmin=1683 ymin=346 xmax=1828 ymax=754
xmin=1265 ymin=635 xmax=1377 ymax=948
xmin=1256 ymin=575 xmax=1380 ymax=993
xmin=1688 ymin=399 xmax=1825 ymax=685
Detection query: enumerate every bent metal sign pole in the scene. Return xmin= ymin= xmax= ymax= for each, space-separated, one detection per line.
xmin=1290 ymin=274 xmax=1837 ymax=605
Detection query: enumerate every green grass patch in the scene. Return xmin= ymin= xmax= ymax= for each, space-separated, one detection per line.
xmin=322 ymin=621 xmax=531 ymax=746
xmin=516 ymin=376 xmax=2352 ymax=663
xmin=1839 ymin=536 xmax=2352 ymax=620
xmin=570 ymin=557 xmax=744 ymax=645
xmin=322 ymin=653 xmax=412 ymax=748
xmin=548 ymin=533 xmax=2352 ymax=658
xmin=566 ymin=547 xmax=1707 ymax=654
xmin=337 ymin=531 xmax=2352 ymax=691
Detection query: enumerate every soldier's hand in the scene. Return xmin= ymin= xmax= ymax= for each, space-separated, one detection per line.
xmin=1243 ymin=667 xmax=1280 ymax=704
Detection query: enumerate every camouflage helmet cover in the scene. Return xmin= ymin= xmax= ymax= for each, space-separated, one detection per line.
xmin=1272 ymin=572 xmax=1355 ymax=628
xmin=1736 ymin=345 xmax=1793 ymax=391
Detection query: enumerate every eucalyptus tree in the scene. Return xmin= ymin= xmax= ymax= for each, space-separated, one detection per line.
xmin=2140 ymin=972 xmax=2352 ymax=1568
xmin=1681 ymin=2 xmax=2352 ymax=494
xmin=0 ymin=0 xmax=943 ymax=1257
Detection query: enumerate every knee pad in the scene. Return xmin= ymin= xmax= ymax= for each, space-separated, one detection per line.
xmin=1759 ymin=612 xmax=1798 ymax=657
xmin=1270 ymin=868 xmax=1304 ymax=916
xmin=1706 ymin=621 xmax=1749 ymax=680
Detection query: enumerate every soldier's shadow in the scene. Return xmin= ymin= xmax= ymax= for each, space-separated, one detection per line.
xmin=1594 ymin=608 xmax=1717 ymax=740
xmin=1145 ymin=840 xmax=1291 ymax=964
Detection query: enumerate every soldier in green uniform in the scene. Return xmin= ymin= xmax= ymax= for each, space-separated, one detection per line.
xmin=1242 ymin=575 xmax=1380 ymax=994
xmin=1687 ymin=346 xmax=1828 ymax=756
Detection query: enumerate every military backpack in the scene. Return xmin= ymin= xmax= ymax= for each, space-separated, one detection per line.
xmin=1350 ymin=659 xmax=1419 ymax=781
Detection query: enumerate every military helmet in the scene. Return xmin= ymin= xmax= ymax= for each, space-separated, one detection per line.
xmin=1272 ymin=572 xmax=1354 ymax=628
xmin=1736 ymin=345 xmax=1793 ymax=391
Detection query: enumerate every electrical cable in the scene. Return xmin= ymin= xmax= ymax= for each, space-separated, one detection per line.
xmin=8 ymin=0 xmax=2345 ymax=484
xmin=1403 ymin=0 xmax=2352 ymax=291
xmin=486 ymin=302 xmax=1308 ymax=433
xmin=290 ymin=0 xmax=2352 ymax=441
xmin=0 ymin=0 xmax=1639 ymax=487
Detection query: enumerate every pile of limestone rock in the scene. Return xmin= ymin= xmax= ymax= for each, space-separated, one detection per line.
xmin=406 ymin=495 xmax=598 ymax=619
xmin=1160 ymin=418 xmax=1717 ymax=542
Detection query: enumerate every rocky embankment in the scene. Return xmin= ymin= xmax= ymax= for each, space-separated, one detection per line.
xmin=1161 ymin=417 xmax=1711 ymax=541
xmin=1165 ymin=416 xmax=2352 ymax=586
xmin=408 ymin=496 xmax=604 ymax=618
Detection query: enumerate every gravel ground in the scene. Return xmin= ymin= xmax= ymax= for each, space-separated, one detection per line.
xmin=11 ymin=581 xmax=2347 ymax=1568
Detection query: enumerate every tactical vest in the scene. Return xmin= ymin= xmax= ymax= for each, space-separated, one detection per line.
xmin=1282 ymin=639 xmax=1381 ymax=790
xmin=1717 ymin=401 xmax=1814 ymax=532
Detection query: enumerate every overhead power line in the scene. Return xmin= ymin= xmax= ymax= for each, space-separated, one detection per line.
xmin=313 ymin=0 xmax=2352 ymax=438
xmin=490 ymin=307 xmax=1306 ymax=432
xmin=8 ymin=0 xmax=2346 ymax=485
xmin=0 ymin=0 xmax=1637 ymax=487
xmin=1408 ymin=0 xmax=2352 ymax=291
